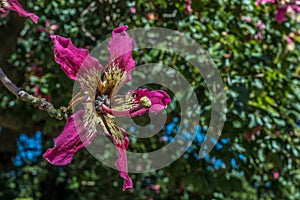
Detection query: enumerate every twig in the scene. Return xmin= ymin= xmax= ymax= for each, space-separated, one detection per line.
xmin=0 ymin=66 xmax=70 ymax=120
xmin=80 ymin=1 xmax=97 ymax=41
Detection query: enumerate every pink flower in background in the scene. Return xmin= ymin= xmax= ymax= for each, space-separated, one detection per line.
xmin=33 ymin=86 xmax=40 ymax=97
xmin=252 ymin=19 xmax=266 ymax=41
xmin=275 ymin=1 xmax=300 ymax=23
xmin=38 ymin=19 xmax=59 ymax=34
xmin=186 ymin=0 xmax=192 ymax=14
xmin=256 ymin=0 xmax=300 ymax=23
xmin=273 ymin=172 xmax=280 ymax=179
xmin=287 ymin=35 xmax=293 ymax=44
xmin=0 ymin=0 xmax=38 ymax=23
xmin=244 ymin=125 xmax=261 ymax=141
xmin=43 ymin=26 xmax=171 ymax=191
xmin=257 ymin=19 xmax=266 ymax=30
xmin=286 ymin=33 xmax=296 ymax=51
xmin=146 ymin=13 xmax=156 ymax=20
xmin=254 ymin=32 xmax=263 ymax=41
xmin=241 ymin=15 xmax=252 ymax=23
xmin=129 ymin=7 xmax=136 ymax=14
xmin=241 ymin=17 xmax=266 ymax=41
xmin=255 ymin=0 xmax=275 ymax=5
xmin=150 ymin=184 xmax=161 ymax=193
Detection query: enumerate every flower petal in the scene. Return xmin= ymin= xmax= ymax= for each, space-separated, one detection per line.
xmin=186 ymin=0 xmax=192 ymax=13
xmin=107 ymin=25 xmax=135 ymax=81
xmin=129 ymin=88 xmax=171 ymax=117
xmin=43 ymin=111 xmax=96 ymax=165
xmin=51 ymin=24 xmax=59 ymax=31
xmin=37 ymin=27 xmax=45 ymax=32
xmin=255 ymin=0 xmax=275 ymax=5
xmin=51 ymin=35 xmax=102 ymax=80
xmin=2 ymin=0 xmax=39 ymax=23
xmin=112 ymin=130 xmax=133 ymax=191
xmin=275 ymin=8 xmax=287 ymax=23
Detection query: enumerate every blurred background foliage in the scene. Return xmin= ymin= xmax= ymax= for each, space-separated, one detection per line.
xmin=0 ymin=0 xmax=299 ymax=199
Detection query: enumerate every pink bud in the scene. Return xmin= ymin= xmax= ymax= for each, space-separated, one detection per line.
xmin=130 ymin=7 xmax=136 ymax=14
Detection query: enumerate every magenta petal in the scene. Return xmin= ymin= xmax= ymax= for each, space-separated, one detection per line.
xmin=51 ymin=35 xmax=102 ymax=80
xmin=4 ymin=0 xmax=39 ymax=23
xmin=45 ymin=19 xmax=51 ymax=26
xmin=107 ymin=25 xmax=135 ymax=80
xmin=294 ymin=5 xmax=300 ymax=13
xmin=130 ymin=88 xmax=171 ymax=117
xmin=37 ymin=27 xmax=45 ymax=32
xmin=113 ymin=131 xmax=133 ymax=191
xmin=255 ymin=0 xmax=275 ymax=5
xmin=275 ymin=8 xmax=287 ymax=23
xmin=186 ymin=0 xmax=192 ymax=13
xmin=43 ymin=111 xmax=95 ymax=165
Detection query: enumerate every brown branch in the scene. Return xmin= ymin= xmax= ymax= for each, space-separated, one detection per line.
xmin=80 ymin=1 xmax=97 ymax=41
xmin=0 ymin=66 xmax=70 ymax=120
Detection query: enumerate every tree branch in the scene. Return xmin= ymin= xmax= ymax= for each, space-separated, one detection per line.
xmin=0 ymin=66 xmax=70 ymax=120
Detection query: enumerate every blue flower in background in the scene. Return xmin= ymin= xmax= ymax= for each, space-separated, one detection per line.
xmin=238 ymin=153 xmax=247 ymax=162
xmin=253 ymin=182 xmax=259 ymax=188
xmin=162 ymin=118 xmax=241 ymax=170
xmin=14 ymin=131 xmax=43 ymax=167
xmin=265 ymin=181 xmax=272 ymax=188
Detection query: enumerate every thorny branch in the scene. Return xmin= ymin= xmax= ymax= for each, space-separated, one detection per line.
xmin=0 ymin=66 xmax=70 ymax=120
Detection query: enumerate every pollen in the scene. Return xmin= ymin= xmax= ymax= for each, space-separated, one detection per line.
xmin=140 ymin=96 xmax=151 ymax=108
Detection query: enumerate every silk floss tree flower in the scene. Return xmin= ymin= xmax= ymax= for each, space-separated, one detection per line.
xmin=0 ymin=0 xmax=38 ymax=23
xmin=43 ymin=26 xmax=171 ymax=191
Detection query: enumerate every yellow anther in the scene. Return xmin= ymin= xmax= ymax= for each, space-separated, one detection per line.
xmin=140 ymin=96 xmax=151 ymax=108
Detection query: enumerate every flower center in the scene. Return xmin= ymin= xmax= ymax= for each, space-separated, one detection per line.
xmin=95 ymin=94 xmax=110 ymax=114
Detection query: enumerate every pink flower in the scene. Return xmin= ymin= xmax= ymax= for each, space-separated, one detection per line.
xmin=150 ymin=184 xmax=160 ymax=193
xmin=129 ymin=7 xmax=136 ymax=14
xmin=43 ymin=26 xmax=171 ymax=191
xmin=275 ymin=8 xmax=286 ymax=23
xmin=241 ymin=15 xmax=252 ymax=23
xmin=254 ymin=31 xmax=263 ymax=41
xmin=186 ymin=0 xmax=192 ymax=14
xmin=38 ymin=19 xmax=59 ymax=34
xmin=146 ymin=13 xmax=156 ymax=20
xmin=256 ymin=0 xmax=300 ymax=23
xmin=275 ymin=1 xmax=300 ymax=23
xmin=273 ymin=172 xmax=279 ymax=179
xmin=0 ymin=0 xmax=38 ymax=23
xmin=255 ymin=0 xmax=275 ymax=5
xmin=286 ymin=33 xmax=296 ymax=51
xmin=257 ymin=19 xmax=266 ymax=30
xmin=244 ymin=125 xmax=261 ymax=141
xmin=33 ymin=86 xmax=40 ymax=97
